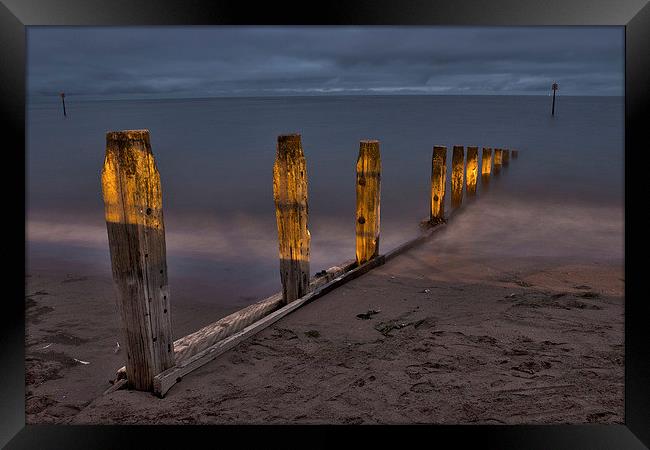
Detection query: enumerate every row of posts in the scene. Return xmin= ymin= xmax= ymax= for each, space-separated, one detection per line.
xmin=101 ymin=129 xmax=517 ymax=390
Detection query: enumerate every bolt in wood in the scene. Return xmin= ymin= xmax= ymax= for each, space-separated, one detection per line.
xmin=101 ymin=129 xmax=174 ymax=391
xmin=451 ymin=145 xmax=465 ymax=209
xmin=465 ymin=146 xmax=479 ymax=197
xmin=355 ymin=140 xmax=381 ymax=265
xmin=430 ymin=146 xmax=447 ymax=223
xmin=273 ymin=134 xmax=310 ymax=304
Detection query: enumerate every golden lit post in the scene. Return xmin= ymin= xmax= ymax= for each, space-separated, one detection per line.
xmin=273 ymin=134 xmax=310 ymax=304
xmin=493 ymin=148 xmax=503 ymax=176
xmin=481 ymin=147 xmax=492 ymax=187
xmin=465 ymin=146 xmax=479 ymax=197
xmin=356 ymin=140 xmax=381 ymax=265
xmin=430 ymin=146 xmax=447 ymax=223
xmin=101 ymin=129 xmax=174 ymax=391
xmin=451 ymin=145 xmax=465 ymax=209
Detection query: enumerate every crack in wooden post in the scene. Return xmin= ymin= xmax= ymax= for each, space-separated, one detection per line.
xmin=356 ymin=140 xmax=381 ymax=265
xmin=273 ymin=134 xmax=310 ymax=304
xmin=430 ymin=146 xmax=447 ymax=224
xmin=101 ymin=129 xmax=174 ymax=391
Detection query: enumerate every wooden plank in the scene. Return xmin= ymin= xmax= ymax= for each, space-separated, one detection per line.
xmin=465 ymin=146 xmax=479 ymax=197
xmin=171 ymin=259 xmax=355 ymax=362
xmin=153 ymin=256 xmax=385 ymax=397
xmin=429 ymin=145 xmax=447 ymax=224
xmin=103 ymin=379 xmax=128 ymax=395
xmin=384 ymin=222 xmax=445 ymax=262
xmin=355 ymin=140 xmax=381 ymax=265
xmin=451 ymin=145 xmax=465 ymax=209
xmin=153 ymin=224 xmax=452 ymax=397
xmin=273 ymin=134 xmax=310 ymax=304
xmin=117 ymin=259 xmax=356 ymax=375
xmin=481 ymin=147 xmax=492 ymax=188
xmin=101 ymin=129 xmax=174 ymax=391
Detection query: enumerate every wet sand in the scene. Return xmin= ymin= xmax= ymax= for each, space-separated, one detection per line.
xmin=25 ymin=196 xmax=624 ymax=424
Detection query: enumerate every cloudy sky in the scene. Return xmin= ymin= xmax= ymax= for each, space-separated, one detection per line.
xmin=27 ymin=26 xmax=623 ymax=99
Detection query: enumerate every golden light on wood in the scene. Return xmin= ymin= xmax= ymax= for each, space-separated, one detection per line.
xmin=465 ymin=146 xmax=479 ymax=197
xmin=451 ymin=145 xmax=465 ymax=209
xmin=355 ymin=140 xmax=381 ymax=265
xmin=481 ymin=147 xmax=492 ymax=187
xmin=430 ymin=146 xmax=447 ymax=223
xmin=494 ymin=148 xmax=503 ymax=175
xmin=100 ymin=129 xmax=174 ymax=391
xmin=273 ymin=134 xmax=310 ymax=304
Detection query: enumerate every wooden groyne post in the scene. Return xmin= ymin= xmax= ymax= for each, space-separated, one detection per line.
xmin=356 ymin=140 xmax=381 ymax=265
xmin=512 ymin=150 xmax=519 ymax=159
xmin=493 ymin=148 xmax=503 ymax=176
xmin=481 ymin=147 xmax=492 ymax=187
xmin=101 ymin=130 xmax=174 ymax=391
xmin=465 ymin=146 xmax=478 ymax=197
xmin=451 ymin=145 xmax=465 ymax=209
xmin=430 ymin=146 xmax=447 ymax=224
xmin=273 ymin=134 xmax=310 ymax=304
xmin=503 ymin=149 xmax=510 ymax=167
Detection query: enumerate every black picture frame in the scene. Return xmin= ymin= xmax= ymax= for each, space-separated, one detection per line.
xmin=2 ymin=0 xmax=648 ymax=448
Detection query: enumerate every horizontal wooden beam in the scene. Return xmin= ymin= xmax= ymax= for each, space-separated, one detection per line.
xmin=152 ymin=225 xmax=444 ymax=397
xmin=115 ymin=260 xmax=356 ymax=379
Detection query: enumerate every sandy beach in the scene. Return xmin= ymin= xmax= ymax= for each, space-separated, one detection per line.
xmin=25 ymin=196 xmax=624 ymax=424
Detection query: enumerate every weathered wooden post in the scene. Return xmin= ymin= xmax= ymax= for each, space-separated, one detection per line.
xmin=430 ymin=146 xmax=447 ymax=224
xmin=465 ymin=146 xmax=478 ymax=197
xmin=101 ymin=129 xmax=174 ymax=391
xmin=494 ymin=148 xmax=503 ymax=176
xmin=512 ymin=149 xmax=519 ymax=159
xmin=356 ymin=140 xmax=381 ymax=265
xmin=451 ymin=145 xmax=465 ymax=209
xmin=273 ymin=134 xmax=310 ymax=304
xmin=481 ymin=147 xmax=492 ymax=187
xmin=503 ymin=149 xmax=510 ymax=167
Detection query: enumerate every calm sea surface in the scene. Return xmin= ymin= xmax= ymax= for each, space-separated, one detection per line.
xmin=27 ymin=95 xmax=624 ymax=313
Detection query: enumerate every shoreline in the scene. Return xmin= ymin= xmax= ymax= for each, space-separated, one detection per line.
xmin=26 ymin=242 xmax=623 ymax=424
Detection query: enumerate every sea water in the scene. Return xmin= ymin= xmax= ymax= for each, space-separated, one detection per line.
xmin=26 ymin=95 xmax=624 ymax=313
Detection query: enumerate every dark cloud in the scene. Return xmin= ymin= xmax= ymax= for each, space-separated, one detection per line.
xmin=27 ymin=26 xmax=623 ymax=98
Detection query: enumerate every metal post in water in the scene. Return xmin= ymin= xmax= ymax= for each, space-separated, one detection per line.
xmin=551 ymin=82 xmax=558 ymax=116
xmin=60 ymin=92 xmax=67 ymax=117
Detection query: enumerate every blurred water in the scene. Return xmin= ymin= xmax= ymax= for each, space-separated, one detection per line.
xmin=26 ymin=95 xmax=624 ymax=309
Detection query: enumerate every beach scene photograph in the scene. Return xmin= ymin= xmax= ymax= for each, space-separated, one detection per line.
xmin=25 ymin=26 xmax=624 ymax=424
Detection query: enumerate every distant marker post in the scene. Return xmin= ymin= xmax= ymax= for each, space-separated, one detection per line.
xmin=60 ymin=92 xmax=67 ymax=117
xmin=551 ymin=82 xmax=558 ymax=116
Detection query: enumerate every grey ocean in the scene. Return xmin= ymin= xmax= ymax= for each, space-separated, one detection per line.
xmin=27 ymin=95 xmax=624 ymax=315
